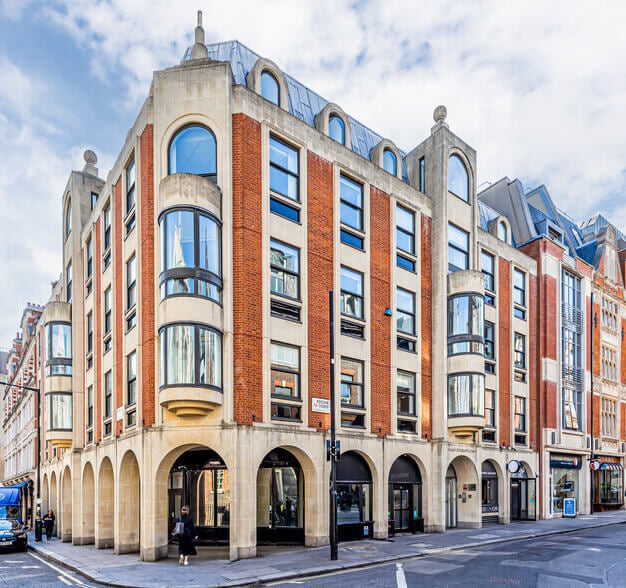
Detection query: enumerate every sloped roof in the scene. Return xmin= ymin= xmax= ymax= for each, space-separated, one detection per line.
xmin=184 ymin=40 xmax=409 ymax=182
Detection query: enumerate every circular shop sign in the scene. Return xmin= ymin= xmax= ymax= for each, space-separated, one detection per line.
xmin=507 ymin=460 xmax=521 ymax=474
xmin=589 ymin=459 xmax=601 ymax=471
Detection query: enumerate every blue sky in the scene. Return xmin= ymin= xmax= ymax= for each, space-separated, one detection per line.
xmin=2 ymin=0 xmax=626 ymax=347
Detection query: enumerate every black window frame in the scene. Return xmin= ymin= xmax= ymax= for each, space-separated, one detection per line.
xmin=270 ymin=239 xmax=300 ymax=301
xmin=514 ymin=396 xmax=526 ymax=432
xmin=45 ymin=321 xmax=72 ymax=376
xmin=328 ymin=114 xmax=345 ymax=145
xmin=125 ymin=156 xmax=136 ymax=216
xmin=127 ymin=350 xmax=137 ymax=407
xmin=514 ymin=332 xmax=526 ymax=381
xmin=340 ymin=266 xmax=364 ymax=321
xmin=396 ymin=204 xmax=416 ymax=272
xmin=383 ymin=148 xmax=397 ymax=175
xmin=86 ymin=384 xmax=94 ymax=429
xmin=66 ymin=260 xmax=72 ymax=304
xmin=86 ymin=236 xmax=93 ymax=282
xmin=448 ymin=222 xmax=469 ymax=273
xmin=103 ymin=200 xmax=112 ymax=266
xmin=481 ymin=250 xmax=495 ymax=305
xmin=340 ymin=357 xmax=364 ymax=409
xmin=513 ymin=268 xmax=526 ymax=319
xmin=126 ymin=253 xmax=137 ymax=312
xmin=90 ymin=191 xmax=98 ymax=211
xmin=104 ymin=370 xmax=113 ymax=421
xmin=448 ymin=153 xmax=469 ymax=202
xmin=339 ymin=174 xmax=364 ymax=250
xmin=397 ymin=369 xmax=416 ymax=418
xmin=269 ymin=135 xmax=300 ymax=202
xmin=158 ymin=206 xmax=223 ymax=304
xmin=418 ymin=156 xmax=425 ymax=192
xmin=396 ymin=287 xmax=416 ymax=336
xmin=168 ymin=124 xmax=217 ymax=183
xmin=447 ymin=293 xmax=484 ymax=356
xmin=104 ymin=286 xmax=112 ymax=336
xmin=447 ymin=372 xmax=485 ymax=417
xmin=86 ymin=311 xmax=93 ymax=356
xmin=270 ymin=341 xmax=301 ymax=401
xmin=484 ymin=388 xmax=496 ymax=430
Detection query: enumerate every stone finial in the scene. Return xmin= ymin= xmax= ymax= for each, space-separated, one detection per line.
xmin=191 ymin=9 xmax=209 ymax=59
xmin=82 ymin=149 xmax=99 ymax=176
xmin=433 ymin=105 xmax=447 ymax=124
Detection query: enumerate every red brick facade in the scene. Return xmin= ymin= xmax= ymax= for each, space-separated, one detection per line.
xmin=306 ymin=152 xmax=333 ymax=431
xmin=369 ymin=187 xmax=391 ymax=437
xmin=140 ymin=124 xmax=155 ymax=427
xmin=232 ymin=114 xmax=263 ymax=425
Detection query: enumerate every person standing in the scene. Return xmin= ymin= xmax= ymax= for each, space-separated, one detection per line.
xmin=43 ymin=510 xmax=55 ymax=541
xmin=177 ymin=505 xmax=197 ymax=566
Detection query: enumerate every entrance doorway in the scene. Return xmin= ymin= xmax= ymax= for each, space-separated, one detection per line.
xmin=481 ymin=461 xmax=499 ymax=525
xmin=510 ymin=465 xmax=536 ymax=521
xmin=168 ymin=449 xmax=230 ymax=545
xmin=257 ymin=448 xmax=304 ymax=545
xmin=445 ymin=465 xmax=457 ymax=529
xmin=336 ymin=452 xmax=373 ymax=541
xmin=388 ymin=455 xmax=423 ymax=534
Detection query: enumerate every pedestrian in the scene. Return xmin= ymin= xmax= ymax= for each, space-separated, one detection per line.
xmin=177 ymin=505 xmax=197 ymax=566
xmin=43 ymin=510 xmax=55 ymax=540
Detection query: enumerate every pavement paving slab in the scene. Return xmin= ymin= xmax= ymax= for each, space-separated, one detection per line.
xmin=26 ymin=511 xmax=626 ymax=587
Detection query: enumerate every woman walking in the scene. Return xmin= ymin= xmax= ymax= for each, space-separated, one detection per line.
xmin=43 ymin=510 xmax=55 ymax=541
xmin=177 ymin=505 xmax=197 ymax=566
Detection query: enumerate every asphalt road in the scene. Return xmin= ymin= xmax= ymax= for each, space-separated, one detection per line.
xmin=0 ymin=549 xmax=100 ymax=587
xmin=273 ymin=524 xmax=626 ymax=587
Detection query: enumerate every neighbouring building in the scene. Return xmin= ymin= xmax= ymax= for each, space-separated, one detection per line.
xmin=2 ymin=303 xmax=43 ymax=526
xmin=3 ymin=13 xmax=622 ymax=563
xmin=0 ymin=350 xmax=9 ymax=484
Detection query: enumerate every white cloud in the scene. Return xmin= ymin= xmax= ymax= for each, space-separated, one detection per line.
xmin=3 ymin=0 xmax=626 ymax=343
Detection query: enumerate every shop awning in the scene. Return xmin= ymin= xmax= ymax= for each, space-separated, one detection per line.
xmin=600 ymin=463 xmax=623 ymax=471
xmin=0 ymin=488 xmax=21 ymax=507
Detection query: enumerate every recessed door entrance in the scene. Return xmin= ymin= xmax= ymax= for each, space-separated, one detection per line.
xmin=510 ymin=465 xmax=536 ymax=521
xmin=388 ymin=455 xmax=423 ymax=534
xmin=445 ymin=465 xmax=457 ymax=529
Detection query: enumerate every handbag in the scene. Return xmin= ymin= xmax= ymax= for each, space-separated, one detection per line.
xmin=171 ymin=520 xmax=185 ymax=538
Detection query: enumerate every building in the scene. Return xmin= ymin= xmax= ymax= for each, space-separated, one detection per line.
xmin=3 ymin=13 xmax=620 ymax=562
xmin=0 ymin=349 xmax=9 ymax=483
xmin=2 ymin=303 xmax=43 ymax=526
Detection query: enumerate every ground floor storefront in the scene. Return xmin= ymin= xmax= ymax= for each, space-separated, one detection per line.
xmin=38 ymin=428 xmax=538 ymax=561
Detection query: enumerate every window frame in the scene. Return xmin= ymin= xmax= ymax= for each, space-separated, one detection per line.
xmin=270 ymin=342 xmax=301 ymax=400
xmin=340 ymin=266 xmax=364 ymax=321
xmin=104 ymin=370 xmax=113 ymax=421
xmin=125 ymin=156 xmax=136 ymax=216
xmin=447 ymin=153 xmax=469 ymax=202
xmin=447 ymin=372 xmax=485 ymax=417
xmin=270 ymin=239 xmax=300 ymax=301
xmin=104 ymin=286 xmax=112 ymax=336
xmin=396 ymin=204 xmax=416 ymax=271
xmin=127 ymin=350 xmax=137 ymax=406
xmin=126 ymin=253 xmax=137 ymax=312
xmin=329 ymin=115 xmax=345 ymax=145
xmin=168 ymin=124 xmax=217 ymax=182
xmin=340 ymin=357 xmax=364 ymax=409
xmin=45 ymin=322 xmax=72 ymax=376
xmin=448 ymin=223 xmax=469 ymax=273
xmin=396 ymin=287 xmax=416 ymax=336
xmin=339 ymin=174 xmax=364 ymax=250
xmin=158 ymin=206 xmax=223 ymax=304
xmin=513 ymin=268 xmax=526 ymax=319
xmin=260 ymin=70 xmax=280 ymax=106
xmin=514 ymin=396 xmax=526 ymax=432
xmin=383 ymin=148 xmax=397 ymax=175
xmin=514 ymin=332 xmax=526 ymax=382
xmin=481 ymin=250 xmax=495 ymax=305
xmin=447 ymin=293 xmax=484 ymax=356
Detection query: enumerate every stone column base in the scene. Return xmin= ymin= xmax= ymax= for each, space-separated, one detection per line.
xmin=96 ymin=537 xmax=114 ymax=549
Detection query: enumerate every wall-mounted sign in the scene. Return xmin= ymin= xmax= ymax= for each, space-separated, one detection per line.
xmin=507 ymin=460 xmax=520 ymax=474
xmin=116 ymin=407 xmax=124 ymax=422
xmin=550 ymin=455 xmax=582 ymax=469
xmin=463 ymin=484 xmax=477 ymax=491
xmin=311 ymin=398 xmax=330 ymax=413
xmin=589 ymin=459 xmax=601 ymax=471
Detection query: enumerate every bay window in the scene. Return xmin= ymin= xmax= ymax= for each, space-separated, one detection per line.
xmin=45 ymin=393 xmax=72 ymax=431
xmin=159 ymin=207 xmax=222 ymax=302
xmin=159 ymin=324 xmax=222 ymax=389
xmin=45 ymin=322 xmax=72 ymax=376
xmin=447 ymin=294 xmax=484 ymax=355
xmin=448 ymin=373 xmax=484 ymax=417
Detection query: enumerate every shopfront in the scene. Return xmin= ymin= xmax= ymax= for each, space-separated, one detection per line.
xmin=388 ymin=455 xmax=423 ymax=534
xmin=550 ymin=454 xmax=582 ymax=515
xmin=592 ymin=458 xmax=624 ymax=511
xmin=336 ymin=452 xmax=373 ymax=542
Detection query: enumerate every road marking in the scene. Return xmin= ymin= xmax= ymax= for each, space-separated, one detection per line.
xmin=396 ymin=562 xmax=407 ymax=588
xmin=28 ymin=551 xmax=91 ymax=587
xmin=22 ymin=565 xmax=40 ymax=569
xmin=58 ymin=576 xmax=73 ymax=586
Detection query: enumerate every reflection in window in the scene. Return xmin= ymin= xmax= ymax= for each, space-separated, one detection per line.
xmin=159 ymin=208 xmax=221 ymax=302
xmin=270 ymin=136 xmax=299 ymax=202
xmin=448 ymin=373 xmax=484 ymax=417
xmin=498 ymin=222 xmax=507 ymax=242
xmin=481 ymin=251 xmax=495 ymax=304
xmin=397 ymin=370 xmax=416 ymax=416
xmin=340 ymin=266 xmax=363 ymax=320
xmin=45 ymin=393 xmax=72 ymax=431
xmin=46 ymin=323 xmax=72 ymax=376
xmin=448 ymin=223 xmax=469 ymax=273
xmin=261 ymin=71 xmax=280 ymax=105
xmin=341 ymin=358 xmax=364 ymax=407
xmin=397 ymin=288 xmax=415 ymax=335
xmin=270 ymin=240 xmax=299 ymax=299
xmin=127 ymin=351 xmax=137 ymax=406
xmin=271 ymin=343 xmax=300 ymax=399
xmin=160 ymin=324 xmax=222 ymax=389
xmin=448 ymin=154 xmax=469 ymax=201
xmin=447 ymin=295 xmax=484 ymax=355
xmin=383 ymin=149 xmax=397 ymax=175
xmin=65 ymin=199 xmax=72 ymax=239
xmin=329 ymin=115 xmax=345 ymax=145
xmin=168 ymin=125 xmax=217 ymax=181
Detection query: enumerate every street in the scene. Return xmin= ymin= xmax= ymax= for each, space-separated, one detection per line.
xmin=0 ymin=550 xmax=99 ymax=587
xmin=273 ymin=524 xmax=626 ymax=587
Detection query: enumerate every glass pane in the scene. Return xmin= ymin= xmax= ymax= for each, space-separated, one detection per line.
xmin=269 ymin=166 xmax=298 ymax=200
xmin=448 ymin=223 xmax=469 ymax=250
xmin=166 ymin=325 xmax=195 ymax=385
xmin=340 ymin=175 xmax=362 ymax=207
xmin=198 ymin=328 xmax=221 ymax=387
xmin=329 ymin=116 xmax=345 ymax=144
xmin=271 ymin=343 xmax=299 ymax=370
xmin=198 ymin=215 xmax=220 ymax=275
xmin=49 ymin=323 xmax=72 ymax=359
xmin=165 ymin=210 xmax=195 ymax=271
xmin=397 ymin=205 xmax=414 ymax=234
xmin=169 ymin=126 xmax=216 ymax=176
xmin=448 ymin=154 xmax=469 ymax=201
xmin=270 ymin=241 xmax=299 ymax=273
xmin=397 ymin=311 xmax=414 ymax=335
xmin=448 ymin=296 xmax=470 ymax=336
xmin=471 ymin=296 xmax=484 ymax=337
xmin=383 ymin=149 xmax=397 ymax=175
xmin=269 ymin=137 xmax=298 ymax=174
xmin=397 ymin=288 xmax=415 ymax=314
xmin=337 ymin=484 xmax=362 ymax=523
xmin=340 ymin=202 xmax=362 ymax=230
xmin=341 ymin=267 xmax=363 ymax=296
xmin=261 ymin=71 xmax=280 ymax=105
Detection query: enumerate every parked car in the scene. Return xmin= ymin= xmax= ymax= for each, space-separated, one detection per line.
xmin=0 ymin=519 xmax=27 ymax=551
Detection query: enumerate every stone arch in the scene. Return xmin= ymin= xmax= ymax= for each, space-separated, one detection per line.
xmin=49 ymin=471 xmax=57 ymax=516
xmin=97 ymin=457 xmax=114 ymax=549
xmin=116 ymin=451 xmax=141 ymax=554
xmin=370 ymin=139 xmax=403 ymax=179
xmin=448 ymin=455 xmax=479 ymax=529
xmin=255 ymin=445 xmax=319 ymax=547
xmin=315 ymin=103 xmax=352 ymax=148
xmin=80 ymin=462 xmax=95 ymax=545
xmin=61 ymin=466 xmax=72 ymax=542
xmin=246 ymin=57 xmax=290 ymax=111
xmin=481 ymin=459 xmax=504 ymax=524
xmin=42 ymin=474 xmax=49 ymax=516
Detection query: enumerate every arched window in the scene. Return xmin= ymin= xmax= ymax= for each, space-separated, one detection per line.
xmin=260 ymin=71 xmax=280 ymax=106
xmin=64 ymin=199 xmax=71 ymax=240
xmin=383 ymin=149 xmax=397 ymax=175
xmin=498 ymin=221 xmax=507 ymax=242
xmin=329 ymin=115 xmax=345 ymax=145
xmin=448 ymin=154 xmax=469 ymax=202
xmin=168 ymin=125 xmax=217 ymax=182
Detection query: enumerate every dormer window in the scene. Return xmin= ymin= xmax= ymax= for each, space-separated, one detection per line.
xmin=498 ymin=222 xmax=507 ymax=242
xmin=448 ymin=154 xmax=469 ymax=202
xmin=329 ymin=115 xmax=345 ymax=145
xmin=383 ymin=149 xmax=397 ymax=175
xmin=261 ymin=71 xmax=280 ymax=106
xmin=168 ymin=124 xmax=217 ymax=183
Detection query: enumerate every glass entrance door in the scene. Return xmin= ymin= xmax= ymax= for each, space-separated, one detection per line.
xmin=445 ymin=472 xmax=457 ymax=529
xmin=511 ymin=477 xmax=537 ymax=521
xmin=392 ymin=485 xmax=410 ymax=532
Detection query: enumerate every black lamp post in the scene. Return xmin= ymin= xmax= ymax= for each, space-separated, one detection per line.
xmin=590 ymin=295 xmax=597 ymax=516
xmin=328 ymin=290 xmax=339 ymax=560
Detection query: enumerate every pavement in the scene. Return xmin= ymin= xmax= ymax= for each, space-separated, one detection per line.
xmin=27 ymin=511 xmax=626 ymax=587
